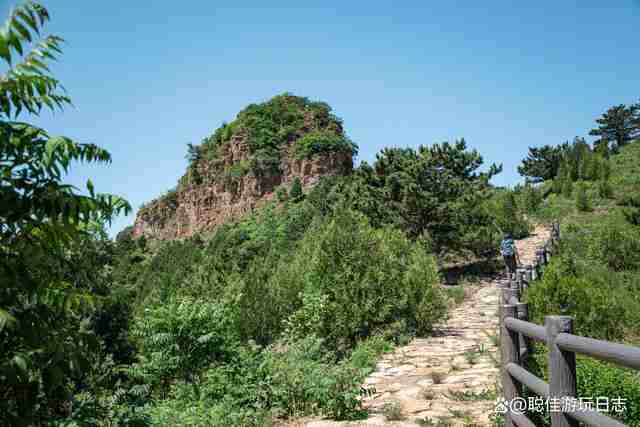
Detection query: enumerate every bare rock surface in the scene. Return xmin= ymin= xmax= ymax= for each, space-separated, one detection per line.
xmin=287 ymin=226 xmax=550 ymax=427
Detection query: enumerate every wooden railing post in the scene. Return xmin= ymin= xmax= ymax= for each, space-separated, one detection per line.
xmin=516 ymin=302 xmax=532 ymax=357
xmin=545 ymin=316 xmax=577 ymax=427
xmin=511 ymin=274 xmax=520 ymax=291
xmin=545 ymin=242 xmax=553 ymax=260
xmin=554 ymin=222 xmax=561 ymax=240
xmin=502 ymin=288 xmax=519 ymax=305
xmin=516 ymin=268 xmax=525 ymax=292
xmin=501 ymin=304 xmax=520 ymax=427
xmin=525 ymin=265 xmax=533 ymax=285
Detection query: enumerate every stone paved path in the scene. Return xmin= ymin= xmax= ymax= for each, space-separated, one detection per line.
xmin=301 ymin=226 xmax=551 ymax=427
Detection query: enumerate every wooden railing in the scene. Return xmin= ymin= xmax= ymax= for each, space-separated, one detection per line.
xmin=499 ymin=222 xmax=640 ymax=427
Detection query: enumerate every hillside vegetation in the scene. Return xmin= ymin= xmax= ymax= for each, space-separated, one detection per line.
xmin=3 ymin=2 xmax=640 ymax=427
xmin=59 ymin=140 xmax=525 ymax=426
xmin=514 ymin=138 xmax=640 ymax=426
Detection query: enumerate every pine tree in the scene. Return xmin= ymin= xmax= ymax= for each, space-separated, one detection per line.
xmin=498 ymin=191 xmax=529 ymax=238
xmin=562 ymin=173 xmax=573 ymax=198
xmin=601 ymin=160 xmax=612 ymax=181
xmin=594 ymin=138 xmax=610 ymax=158
xmin=553 ymin=163 xmax=567 ymax=195
xmin=275 ymin=185 xmax=288 ymax=202
xmin=575 ymin=183 xmax=592 ymax=212
xmin=517 ymin=143 xmax=569 ymax=183
xmin=597 ymin=179 xmax=613 ymax=199
xmin=521 ymin=183 xmax=542 ymax=213
xmin=289 ymin=177 xmax=303 ymax=201
xmin=589 ymin=104 xmax=640 ymax=150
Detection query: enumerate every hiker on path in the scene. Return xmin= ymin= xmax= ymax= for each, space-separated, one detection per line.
xmin=500 ymin=233 xmax=520 ymax=276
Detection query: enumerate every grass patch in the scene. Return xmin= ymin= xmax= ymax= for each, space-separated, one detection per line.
xmin=382 ymin=400 xmax=405 ymax=421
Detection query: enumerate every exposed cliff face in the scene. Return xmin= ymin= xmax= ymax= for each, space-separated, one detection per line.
xmin=132 ymin=94 xmax=355 ymax=240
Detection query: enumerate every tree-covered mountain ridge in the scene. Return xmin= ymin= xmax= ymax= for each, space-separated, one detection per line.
xmin=5 ymin=2 xmax=640 ymax=424
xmin=130 ymin=94 xmax=356 ymax=240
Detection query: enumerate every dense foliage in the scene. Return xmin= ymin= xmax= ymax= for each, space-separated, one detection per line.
xmin=337 ymin=139 xmax=506 ymax=256
xmin=294 ymin=130 xmax=357 ymax=159
xmin=517 ymin=143 xmax=568 ymax=183
xmin=0 ymin=3 xmax=130 ymax=425
xmin=33 ymin=131 xmax=521 ymax=425
xmin=522 ymin=139 xmax=640 ymax=427
xmin=12 ymin=3 xmax=640 ymax=426
xmin=589 ymin=103 xmax=640 ymax=153
xmin=61 ymin=191 xmax=451 ymax=425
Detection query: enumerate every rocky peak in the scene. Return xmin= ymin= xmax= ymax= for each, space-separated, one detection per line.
xmin=132 ymin=94 xmax=356 ymax=240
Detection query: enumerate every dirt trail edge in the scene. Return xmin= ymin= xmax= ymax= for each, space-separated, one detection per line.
xmin=304 ymin=225 xmax=551 ymax=427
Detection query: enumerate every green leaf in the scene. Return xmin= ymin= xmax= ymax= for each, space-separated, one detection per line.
xmin=86 ymin=179 xmax=95 ymax=197
xmin=16 ymin=9 xmax=39 ymax=35
xmin=12 ymin=354 xmax=28 ymax=374
xmin=0 ymin=308 xmax=17 ymax=331
xmin=10 ymin=16 xmax=32 ymax=43
xmin=6 ymin=30 xmax=23 ymax=56
xmin=0 ymin=30 xmax=12 ymax=64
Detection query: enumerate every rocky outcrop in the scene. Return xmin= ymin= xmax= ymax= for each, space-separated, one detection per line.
xmin=132 ymin=94 xmax=354 ymax=240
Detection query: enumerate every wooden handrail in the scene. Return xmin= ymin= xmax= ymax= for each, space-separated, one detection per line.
xmin=505 ymin=362 xmax=549 ymax=397
xmin=499 ymin=222 xmax=637 ymax=426
xmin=556 ymin=333 xmax=640 ymax=371
xmin=504 ymin=317 xmax=546 ymax=342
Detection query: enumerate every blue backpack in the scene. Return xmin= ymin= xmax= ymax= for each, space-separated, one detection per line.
xmin=501 ymin=238 xmax=515 ymax=256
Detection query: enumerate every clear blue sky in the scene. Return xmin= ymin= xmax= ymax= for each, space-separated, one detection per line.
xmin=2 ymin=1 xmax=639 ymax=236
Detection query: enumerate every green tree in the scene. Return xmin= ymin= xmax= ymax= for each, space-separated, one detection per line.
xmin=575 ymin=182 xmax=591 ymax=212
xmin=517 ymin=143 xmax=569 ymax=183
xmin=131 ymin=297 xmax=238 ymax=397
xmin=275 ymin=185 xmax=288 ymax=202
xmin=594 ymin=137 xmax=610 ymax=158
xmin=565 ymin=137 xmax=591 ymax=181
xmin=495 ymin=190 xmax=529 ymax=238
xmin=620 ymin=194 xmax=640 ymax=226
xmin=597 ymin=179 xmax=613 ymax=199
xmin=561 ymin=174 xmax=574 ymax=197
xmin=520 ymin=183 xmax=542 ymax=213
xmin=589 ymin=103 xmax=640 ymax=151
xmin=289 ymin=177 xmax=303 ymax=201
xmin=344 ymin=139 xmax=502 ymax=255
xmin=0 ymin=3 xmax=130 ymax=424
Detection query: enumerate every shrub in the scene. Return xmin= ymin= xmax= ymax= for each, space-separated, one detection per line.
xmin=445 ymin=286 xmax=465 ymax=305
xmin=295 ymin=131 xmax=357 ymax=159
xmin=623 ymin=207 xmax=640 ymax=226
xmin=143 ymin=334 xmax=390 ymax=424
xmin=224 ymin=160 xmax=251 ymax=179
xmin=383 ymin=400 xmax=405 ymax=421
xmin=576 ymin=358 xmax=640 ymax=427
xmin=598 ymin=179 xmax=614 ymax=199
xmin=520 ymin=183 xmax=543 ymax=213
xmin=130 ymin=297 xmax=239 ymax=396
xmin=575 ymin=182 xmax=592 ymax=212
xmin=562 ymin=176 xmax=573 ymax=197
xmin=524 ymin=258 xmax=628 ymax=341
xmin=275 ymin=185 xmax=288 ymax=202
xmin=493 ymin=190 xmax=530 ymax=239
xmin=274 ymin=209 xmax=446 ymax=351
xmin=619 ymin=193 xmax=640 ymax=226
xmin=148 ymin=398 xmax=269 ymax=427
xmin=588 ymin=218 xmax=640 ymax=271
xmin=289 ymin=177 xmax=304 ymax=201
xmin=347 ymin=336 xmax=392 ymax=370
xmin=249 ymin=148 xmax=281 ymax=177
